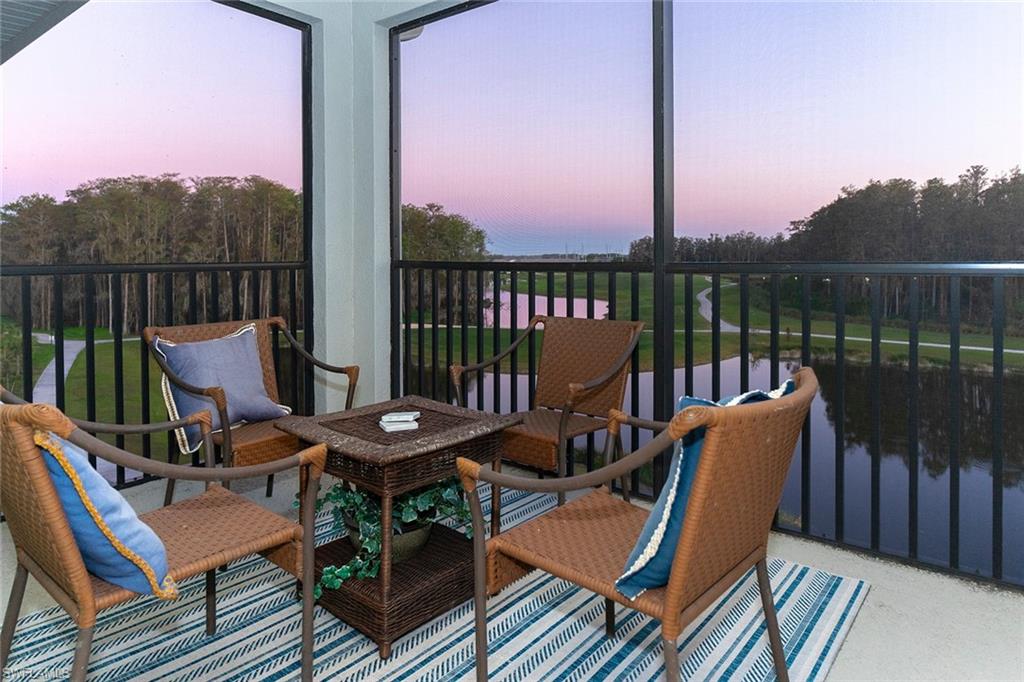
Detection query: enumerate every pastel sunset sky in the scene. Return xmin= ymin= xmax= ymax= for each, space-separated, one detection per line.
xmin=3 ymin=0 xmax=1022 ymax=255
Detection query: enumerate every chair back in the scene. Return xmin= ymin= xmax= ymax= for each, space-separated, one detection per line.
xmin=533 ymin=316 xmax=643 ymax=417
xmin=664 ymin=367 xmax=818 ymax=616
xmin=0 ymin=403 xmax=98 ymax=624
xmin=142 ymin=317 xmax=285 ymax=403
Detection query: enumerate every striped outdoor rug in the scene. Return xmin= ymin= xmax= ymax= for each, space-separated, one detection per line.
xmin=6 ymin=489 xmax=867 ymax=681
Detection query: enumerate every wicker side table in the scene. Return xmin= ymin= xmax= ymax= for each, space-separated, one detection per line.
xmin=275 ymin=395 xmax=520 ymax=658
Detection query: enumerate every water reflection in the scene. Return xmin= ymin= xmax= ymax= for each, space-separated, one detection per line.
xmin=453 ymin=356 xmax=1022 ymax=585
xmin=483 ymin=290 xmax=610 ymax=329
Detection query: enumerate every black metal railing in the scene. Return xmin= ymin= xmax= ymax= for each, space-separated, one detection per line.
xmin=394 ymin=259 xmax=1024 ymax=590
xmin=0 ymin=261 xmax=313 ymax=488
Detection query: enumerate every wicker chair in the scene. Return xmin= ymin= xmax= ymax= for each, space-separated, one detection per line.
xmin=143 ymin=317 xmax=358 ymax=500
xmin=457 ymin=367 xmax=818 ymax=682
xmin=450 ymin=315 xmax=643 ymax=504
xmin=0 ymin=398 xmax=324 ymax=682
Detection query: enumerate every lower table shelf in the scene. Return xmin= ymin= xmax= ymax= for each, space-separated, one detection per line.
xmin=315 ymin=523 xmax=474 ymax=657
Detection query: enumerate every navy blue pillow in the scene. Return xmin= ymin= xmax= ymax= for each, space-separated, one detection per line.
xmin=615 ymin=379 xmax=796 ymax=600
xmin=154 ymin=324 xmax=289 ymax=452
xmin=37 ymin=432 xmax=176 ymax=598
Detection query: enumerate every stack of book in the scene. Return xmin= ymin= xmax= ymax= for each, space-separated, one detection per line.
xmin=378 ymin=411 xmax=420 ymax=433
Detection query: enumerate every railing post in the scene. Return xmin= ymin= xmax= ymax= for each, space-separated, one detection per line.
xmin=389 ymin=27 xmax=403 ymax=400
xmin=651 ymin=0 xmax=675 ymax=494
xmin=20 ymin=276 xmax=32 ymax=402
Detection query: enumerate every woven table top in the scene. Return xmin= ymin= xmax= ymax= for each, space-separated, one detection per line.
xmin=274 ymin=395 xmax=521 ymax=465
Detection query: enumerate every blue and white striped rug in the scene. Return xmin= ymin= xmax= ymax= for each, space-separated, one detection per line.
xmin=6 ymin=489 xmax=867 ymax=681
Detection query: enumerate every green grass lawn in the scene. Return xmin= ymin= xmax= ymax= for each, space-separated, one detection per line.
xmin=715 ymin=279 xmax=1024 ymax=353
xmin=407 ymin=321 xmax=1021 ymax=376
xmin=64 ymin=341 xmax=175 ymax=459
xmin=412 ymin=272 xmax=1020 ymax=370
xmin=1 ymin=334 xmax=55 ymax=393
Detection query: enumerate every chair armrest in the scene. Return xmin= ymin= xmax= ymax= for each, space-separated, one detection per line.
xmin=147 ymin=343 xmax=235 ymax=454
xmin=67 ymin=425 xmax=328 ymax=483
xmin=0 ymin=385 xmax=212 ymax=437
xmin=456 ymin=404 xmax=711 ymax=496
xmin=450 ymin=316 xmax=544 ymax=406
xmin=606 ymin=409 xmax=671 ymax=437
xmin=273 ymin=321 xmax=359 ymax=409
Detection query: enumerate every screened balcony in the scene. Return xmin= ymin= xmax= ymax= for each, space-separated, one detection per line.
xmin=1 ymin=0 xmax=1022 ymax=680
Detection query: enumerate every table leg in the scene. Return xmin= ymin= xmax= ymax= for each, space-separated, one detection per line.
xmin=379 ymin=493 xmax=393 ymax=659
xmin=491 ymin=457 xmax=502 ymax=538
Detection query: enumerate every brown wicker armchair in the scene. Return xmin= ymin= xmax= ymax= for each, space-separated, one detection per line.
xmin=143 ymin=317 xmax=358 ymax=500
xmin=0 ymin=398 xmax=324 ymax=682
xmin=457 ymin=367 xmax=818 ymax=682
xmin=450 ymin=315 xmax=643 ymax=504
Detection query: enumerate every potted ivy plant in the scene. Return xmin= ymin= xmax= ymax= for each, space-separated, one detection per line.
xmin=313 ymin=477 xmax=471 ymax=598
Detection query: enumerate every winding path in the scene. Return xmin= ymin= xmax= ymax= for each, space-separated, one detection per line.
xmin=695 ymin=280 xmax=740 ymax=332
xmin=31 ymin=334 xmax=86 ymax=405
xmin=30 ymin=335 xmax=137 ymax=404
xmin=691 ymin=281 xmax=1024 ymax=356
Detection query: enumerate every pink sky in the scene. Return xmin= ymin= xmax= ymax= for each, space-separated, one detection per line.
xmin=2 ymin=1 xmax=1022 ymax=255
xmin=401 ymin=1 xmax=1023 ymax=253
xmin=1 ymin=1 xmax=302 ymax=204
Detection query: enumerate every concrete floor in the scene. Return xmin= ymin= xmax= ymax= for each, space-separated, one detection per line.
xmin=3 ymin=469 xmax=1022 ymax=680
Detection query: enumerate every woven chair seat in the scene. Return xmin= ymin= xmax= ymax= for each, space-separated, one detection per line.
xmin=92 ymin=485 xmax=300 ymax=610
xmin=488 ymin=488 xmax=666 ymax=617
xmin=213 ymin=420 xmax=301 ymax=466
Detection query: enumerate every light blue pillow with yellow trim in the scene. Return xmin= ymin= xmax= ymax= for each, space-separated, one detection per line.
xmin=36 ymin=432 xmax=177 ymax=599
xmin=615 ymin=379 xmax=796 ymax=600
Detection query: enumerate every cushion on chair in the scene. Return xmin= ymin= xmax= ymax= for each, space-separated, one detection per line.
xmin=615 ymin=378 xmax=797 ymax=600
xmin=153 ymin=323 xmax=289 ymax=452
xmin=35 ymin=432 xmax=177 ymax=599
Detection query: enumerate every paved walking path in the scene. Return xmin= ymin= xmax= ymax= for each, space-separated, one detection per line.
xmin=30 ymin=335 xmax=139 ymax=404
xmin=695 ymin=281 xmax=740 ymax=332
xmin=30 ymin=334 xmax=86 ymax=405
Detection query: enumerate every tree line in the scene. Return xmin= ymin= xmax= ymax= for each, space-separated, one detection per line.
xmin=629 ymin=165 xmax=1024 ymax=330
xmin=1 ymin=174 xmax=304 ymax=333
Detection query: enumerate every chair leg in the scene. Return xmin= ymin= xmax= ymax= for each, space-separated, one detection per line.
xmin=663 ymin=633 xmax=680 ymax=682
xmin=70 ymin=626 xmax=94 ymax=682
xmin=756 ymin=559 xmax=789 ymax=682
xmin=469 ymin=491 xmax=489 ymax=682
xmin=205 ymin=570 xmax=216 ymax=635
xmin=1 ymin=562 xmax=28 ymax=670
xmin=300 ymin=470 xmax=317 ymax=682
xmin=266 ymin=474 xmax=275 ymax=498
xmin=604 ymin=598 xmax=615 ymax=638
xmin=163 ymin=445 xmax=182 ymax=506
xmin=557 ymin=440 xmax=568 ymax=506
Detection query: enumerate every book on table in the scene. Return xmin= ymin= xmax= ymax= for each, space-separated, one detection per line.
xmin=379 ymin=419 xmax=418 ymax=433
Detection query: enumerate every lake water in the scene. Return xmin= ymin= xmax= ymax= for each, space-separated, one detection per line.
xmin=483 ymin=290 xmax=610 ymax=329
xmin=461 ymin=356 xmax=1023 ymax=584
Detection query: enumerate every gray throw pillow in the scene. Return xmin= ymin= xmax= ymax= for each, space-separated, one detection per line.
xmin=154 ymin=324 xmax=290 ymax=452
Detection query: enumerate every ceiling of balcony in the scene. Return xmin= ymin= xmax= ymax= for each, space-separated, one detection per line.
xmin=1 ymin=0 xmax=86 ymax=65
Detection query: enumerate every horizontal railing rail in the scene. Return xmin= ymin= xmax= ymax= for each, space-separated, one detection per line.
xmin=393 ymin=259 xmax=651 ymax=272
xmin=0 ymin=261 xmax=312 ymax=488
xmin=1 ymin=261 xmax=308 ymax=276
xmin=393 ymin=258 xmax=1024 ymax=590
xmin=667 ymin=261 xmax=1024 ymax=276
